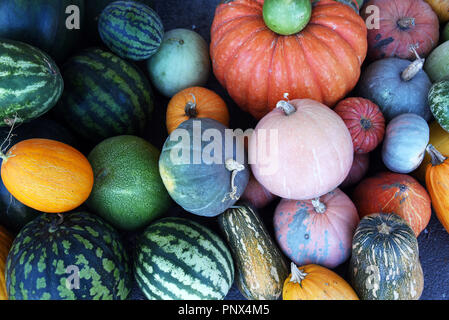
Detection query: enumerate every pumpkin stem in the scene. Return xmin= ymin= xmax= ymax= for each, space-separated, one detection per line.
xmin=49 ymin=214 xmax=64 ymax=233
xmin=276 ymin=100 xmax=296 ymax=116
xmin=0 ymin=114 xmax=21 ymax=162
xmin=426 ymin=144 xmax=447 ymax=166
xmin=401 ymin=47 xmax=424 ymax=82
xmin=311 ymin=198 xmax=326 ymax=214
xmin=289 ymin=262 xmax=307 ymax=285
xmin=377 ymin=222 xmax=392 ymax=235
xmin=222 ymin=159 xmax=245 ymax=202
xmin=185 ymin=93 xmax=198 ymax=118
xmin=397 ymin=17 xmax=415 ymax=30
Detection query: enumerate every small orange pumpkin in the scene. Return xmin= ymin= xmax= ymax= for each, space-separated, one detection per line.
xmin=425 ymin=144 xmax=449 ymax=233
xmin=0 ymin=225 xmax=12 ymax=300
xmin=1 ymin=139 xmax=94 ymax=213
xmin=283 ymin=263 xmax=359 ymax=300
xmin=166 ymin=87 xmax=229 ymax=134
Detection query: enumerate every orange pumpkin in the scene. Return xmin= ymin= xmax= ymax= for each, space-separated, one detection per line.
xmin=210 ymin=0 xmax=368 ymax=119
xmin=0 ymin=225 xmax=12 ymax=300
xmin=283 ymin=263 xmax=359 ymax=300
xmin=166 ymin=87 xmax=229 ymax=134
xmin=1 ymin=139 xmax=94 ymax=213
xmin=424 ymin=0 xmax=449 ymax=22
xmin=426 ymin=144 xmax=449 ymax=233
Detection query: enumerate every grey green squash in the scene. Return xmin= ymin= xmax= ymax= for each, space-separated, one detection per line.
xmin=87 ymin=135 xmax=171 ymax=231
xmin=424 ymin=41 xmax=449 ymax=83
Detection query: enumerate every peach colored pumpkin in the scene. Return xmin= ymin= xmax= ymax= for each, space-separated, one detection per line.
xmin=249 ymin=99 xmax=353 ymax=200
xmin=1 ymin=139 xmax=94 ymax=213
xmin=274 ymin=188 xmax=359 ymax=268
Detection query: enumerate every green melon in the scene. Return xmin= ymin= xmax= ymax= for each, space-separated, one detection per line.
xmin=53 ymin=48 xmax=153 ymax=143
xmin=6 ymin=211 xmax=132 ymax=300
xmin=87 ymin=135 xmax=170 ymax=231
xmin=429 ymin=80 xmax=449 ymax=133
xmin=134 ymin=217 xmax=234 ymax=300
xmin=424 ymin=41 xmax=449 ymax=83
xmin=0 ymin=39 xmax=63 ymax=127
xmin=98 ymin=0 xmax=164 ymax=61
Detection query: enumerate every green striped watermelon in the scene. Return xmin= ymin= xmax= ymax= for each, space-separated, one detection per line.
xmin=99 ymin=1 xmax=164 ymax=61
xmin=6 ymin=211 xmax=132 ymax=300
xmin=0 ymin=39 xmax=63 ymax=127
xmin=134 ymin=217 xmax=234 ymax=300
xmin=53 ymin=48 xmax=154 ymax=142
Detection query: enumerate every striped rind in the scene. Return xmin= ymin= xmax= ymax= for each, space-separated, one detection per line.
xmin=134 ymin=217 xmax=234 ymax=300
xmin=429 ymin=80 xmax=449 ymax=132
xmin=6 ymin=212 xmax=132 ymax=300
xmin=98 ymin=1 xmax=164 ymax=61
xmin=0 ymin=38 xmax=63 ymax=126
xmin=54 ymin=48 xmax=153 ymax=142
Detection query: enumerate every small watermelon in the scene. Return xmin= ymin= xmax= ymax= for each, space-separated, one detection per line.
xmin=99 ymin=1 xmax=164 ymax=61
xmin=134 ymin=217 xmax=234 ymax=300
xmin=53 ymin=48 xmax=154 ymax=142
xmin=0 ymin=39 xmax=63 ymax=126
xmin=6 ymin=212 xmax=132 ymax=300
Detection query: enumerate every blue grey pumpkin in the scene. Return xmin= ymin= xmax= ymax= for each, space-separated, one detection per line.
xmin=382 ymin=113 xmax=429 ymax=173
xmin=159 ymin=118 xmax=250 ymax=217
xmin=358 ymin=58 xmax=432 ymax=121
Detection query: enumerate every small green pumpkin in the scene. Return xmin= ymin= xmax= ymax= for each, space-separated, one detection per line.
xmin=218 ymin=203 xmax=288 ymax=300
xmin=429 ymin=80 xmax=449 ymax=133
xmin=263 ymin=0 xmax=312 ymax=35
xmin=349 ymin=213 xmax=424 ymax=300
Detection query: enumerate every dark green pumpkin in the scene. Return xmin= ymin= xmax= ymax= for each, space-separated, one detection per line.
xmin=429 ymin=80 xmax=449 ymax=133
xmin=6 ymin=211 xmax=132 ymax=300
xmin=0 ymin=39 xmax=64 ymax=126
xmin=349 ymin=213 xmax=424 ymax=300
xmin=87 ymin=135 xmax=171 ymax=231
xmin=218 ymin=203 xmax=288 ymax=300
xmin=159 ymin=118 xmax=250 ymax=217
xmin=0 ymin=0 xmax=85 ymax=62
xmin=53 ymin=48 xmax=154 ymax=143
xmin=443 ymin=24 xmax=449 ymax=42
xmin=0 ymin=118 xmax=77 ymax=233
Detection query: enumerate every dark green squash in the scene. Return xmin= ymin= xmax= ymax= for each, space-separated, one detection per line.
xmin=0 ymin=0 xmax=85 ymax=62
xmin=218 ymin=203 xmax=288 ymax=300
xmin=349 ymin=213 xmax=424 ymax=300
xmin=429 ymin=80 xmax=449 ymax=133
xmin=159 ymin=118 xmax=250 ymax=217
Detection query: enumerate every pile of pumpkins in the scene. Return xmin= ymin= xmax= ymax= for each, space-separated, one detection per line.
xmin=0 ymin=0 xmax=448 ymax=300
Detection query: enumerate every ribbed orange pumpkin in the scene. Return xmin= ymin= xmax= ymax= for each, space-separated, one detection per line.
xmin=426 ymin=144 xmax=449 ymax=233
xmin=210 ymin=0 xmax=368 ymax=119
xmin=424 ymin=0 xmax=449 ymax=22
xmin=352 ymin=172 xmax=431 ymax=236
xmin=1 ymin=139 xmax=94 ymax=213
xmin=0 ymin=225 xmax=12 ymax=300
xmin=166 ymin=87 xmax=230 ymax=134
xmin=283 ymin=263 xmax=359 ymax=300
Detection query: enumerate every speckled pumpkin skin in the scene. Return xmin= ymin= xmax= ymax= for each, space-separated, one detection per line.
xmin=349 ymin=213 xmax=424 ymax=300
xmin=429 ymin=80 xmax=449 ymax=133
xmin=87 ymin=135 xmax=171 ymax=231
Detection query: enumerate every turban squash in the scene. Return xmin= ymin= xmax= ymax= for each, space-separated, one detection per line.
xmin=210 ymin=0 xmax=368 ymax=119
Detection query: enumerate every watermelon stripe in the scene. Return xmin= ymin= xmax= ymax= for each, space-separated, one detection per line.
xmin=135 ymin=264 xmax=174 ymax=299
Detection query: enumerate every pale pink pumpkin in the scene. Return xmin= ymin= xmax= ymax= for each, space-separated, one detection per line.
xmin=273 ymin=188 xmax=359 ymax=268
xmin=340 ymin=153 xmax=370 ymax=188
xmin=241 ymin=173 xmax=277 ymax=209
xmin=249 ymin=99 xmax=353 ymax=200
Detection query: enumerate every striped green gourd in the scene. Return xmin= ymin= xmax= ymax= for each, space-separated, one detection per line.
xmin=429 ymin=80 xmax=449 ymax=133
xmin=99 ymin=1 xmax=164 ymax=61
xmin=134 ymin=217 xmax=234 ymax=300
xmin=6 ymin=212 xmax=132 ymax=300
xmin=0 ymin=39 xmax=63 ymax=127
xmin=53 ymin=48 xmax=154 ymax=142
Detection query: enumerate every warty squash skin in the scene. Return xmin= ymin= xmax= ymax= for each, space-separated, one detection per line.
xmin=349 ymin=213 xmax=424 ymax=300
xmin=218 ymin=203 xmax=288 ymax=300
xmin=210 ymin=0 xmax=367 ymax=119
xmin=1 ymin=139 xmax=94 ymax=213
xmin=283 ymin=263 xmax=359 ymax=300
xmin=425 ymin=144 xmax=449 ymax=233
xmin=0 ymin=225 xmax=12 ymax=300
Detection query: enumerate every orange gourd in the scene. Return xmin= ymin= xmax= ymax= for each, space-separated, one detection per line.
xmin=210 ymin=0 xmax=368 ymax=119
xmin=424 ymin=0 xmax=449 ymax=22
xmin=1 ymin=139 xmax=94 ymax=213
xmin=0 ymin=225 xmax=12 ymax=300
xmin=283 ymin=263 xmax=359 ymax=300
xmin=166 ymin=87 xmax=229 ymax=134
xmin=425 ymin=144 xmax=449 ymax=233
